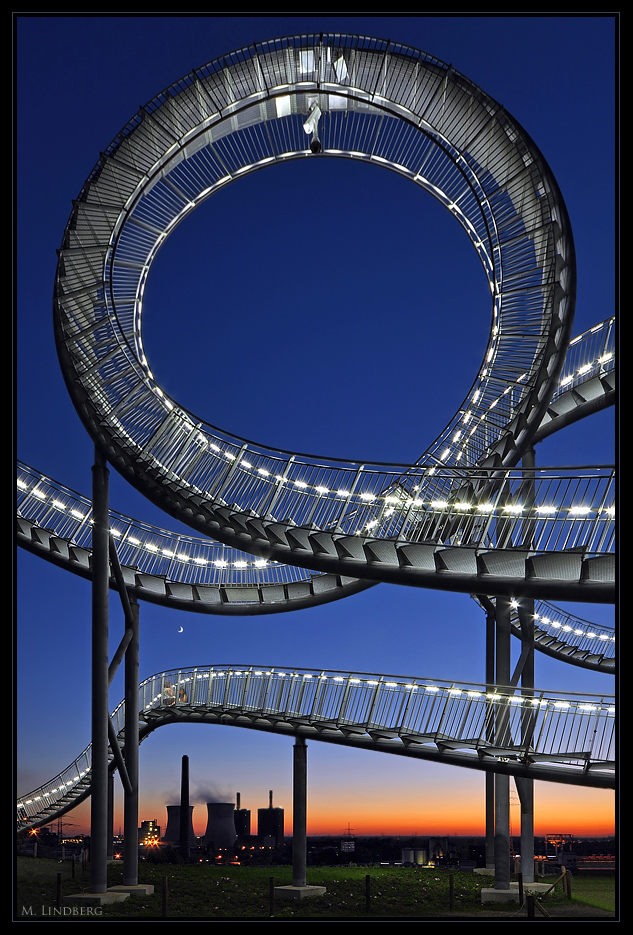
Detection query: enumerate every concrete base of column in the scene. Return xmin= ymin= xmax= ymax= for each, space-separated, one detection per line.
xmin=108 ymin=884 xmax=155 ymax=897
xmin=62 ymin=891 xmax=130 ymax=907
xmin=274 ymin=884 xmax=326 ymax=900
xmin=481 ymin=887 xmax=521 ymax=905
xmin=481 ymin=881 xmax=552 ymax=904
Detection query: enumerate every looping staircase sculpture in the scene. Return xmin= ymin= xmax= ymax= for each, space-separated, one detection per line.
xmin=17 ymin=33 xmax=615 ymax=832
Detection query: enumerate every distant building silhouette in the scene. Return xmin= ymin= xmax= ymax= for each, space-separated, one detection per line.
xmin=234 ymin=792 xmax=250 ymax=839
xmin=257 ymin=790 xmax=284 ymax=844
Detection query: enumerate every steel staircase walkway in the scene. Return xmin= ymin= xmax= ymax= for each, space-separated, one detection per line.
xmin=16 ymin=464 xmax=376 ymax=614
xmin=54 ymin=34 xmax=587 ymax=594
xmin=16 ymin=664 xmax=616 ymax=831
xmin=16 ymin=481 xmax=615 ymax=671
xmin=17 ymin=34 xmax=616 ymax=836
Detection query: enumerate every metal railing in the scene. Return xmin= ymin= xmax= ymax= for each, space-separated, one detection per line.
xmin=134 ymin=667 xmax=615 ymax=774
xmin=16 ymin=664 xmax=615 ymax=827
xmin=16 ymin=462 xmax=315 ymax=589
xmin=55 ymin=33 xmax=575 ymax=547
xmin=555 ymin=318 xmax=615 ymax=398
xmin=530 ymin=600 xmax=615 ymax=659
xmin=18 ymin=462 xmax=615 ymax=575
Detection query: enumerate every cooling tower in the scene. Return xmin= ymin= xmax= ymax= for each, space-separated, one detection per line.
xmin=204 ymin=803 xmax=237 ymax=850
xmin=162 ymin=805 xmax=195 ymax=845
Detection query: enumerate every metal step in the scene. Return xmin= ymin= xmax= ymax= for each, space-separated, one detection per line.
xmin=581 ymin=554 xmax=615 ymax=581
xmin=573 ymin=375 xmax=608 ymax=402
xmin=334 ymin=535 xmax=366 ymax=561
xmin=477 ymin=550 xmax=529 ymax=577
xmin=363 ymin=539 xmax=399 ymax=564
xmin=527 ymin=551 xmax=584 ymax=581
xmin=397 ymin=542 xmax=438 ymax=570
xmin=434 ymin=548 xmax=478 ymax=574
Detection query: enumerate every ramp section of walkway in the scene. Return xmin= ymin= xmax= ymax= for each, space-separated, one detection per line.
xmin=17 ymin=664 xmax=615 ymax=832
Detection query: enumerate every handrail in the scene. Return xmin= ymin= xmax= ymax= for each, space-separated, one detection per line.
xmin=16 ymin=664 xmax=616 ymax=830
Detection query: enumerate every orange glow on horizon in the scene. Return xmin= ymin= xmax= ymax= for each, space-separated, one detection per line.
xmin=61 ymin=783 xmax=614 ymax=840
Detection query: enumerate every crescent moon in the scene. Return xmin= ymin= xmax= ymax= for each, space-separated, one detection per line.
xmin=178 ymin=626 xmax=183 ymax=633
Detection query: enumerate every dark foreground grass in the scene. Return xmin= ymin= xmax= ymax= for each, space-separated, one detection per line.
xmin=14 ymin=857 xmax=617 ymax=920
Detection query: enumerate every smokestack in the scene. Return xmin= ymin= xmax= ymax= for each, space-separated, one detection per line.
xmin=269 ymin=790 xmax=273 ymax=809
xmin=180 ymin=755 xmax=190 ymax=859
xmin=236 ymin=792 xmax=240 ymax=810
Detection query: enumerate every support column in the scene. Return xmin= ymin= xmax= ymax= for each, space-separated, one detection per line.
xmin=292 ymin=737 xmax=307 ymax=888
xmin=90 ymin=448 xmax=110 ymax=894
xmin=485 ymin=774 xmax=495 ymax=870
xmin=494 ymin=597 xmax=511 ymax=891
xmin=520 ymin=445 xmax=536 ymax=884
xmin=273 ymin=736 xmax=325 ymax=901
xmin=485 ymin=601 xmax=495 ymax=870
xmin=518 ymin=598 xmax=535 ymax=884
xmin=123 ymin=598 xmax=140 ymax=885
xmin=516 ymin=777 xmax=535 ymax=884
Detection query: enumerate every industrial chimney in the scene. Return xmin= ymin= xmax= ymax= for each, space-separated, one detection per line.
xmin=180 ymin=755 xmax=190 ymax=859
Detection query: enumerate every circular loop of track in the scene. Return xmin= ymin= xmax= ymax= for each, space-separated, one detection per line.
xmin=54 ymin=34 xmax=576 ymax=559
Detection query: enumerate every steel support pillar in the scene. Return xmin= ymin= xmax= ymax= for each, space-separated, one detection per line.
xmin=517 ymin=601 xmax=535 ymax=885
xmin=485 ymin=773 xmax=495 ymax=870
xmin=484 ymin=599 xmax=495 ymax=870
xmin=292 ymin=737 xmax=308 ymax=888
xmin=494 ymin=596 xmax=512 ymax=890
xmin=516 ymin=777 xmax=535 ymax=884
xmin=122 ymin=597 xmax=140 ymax=885
xmin=519 ymin=445 xmax=536 ymax=884
xmin=90 ymin=448 xmax=110 ymax=893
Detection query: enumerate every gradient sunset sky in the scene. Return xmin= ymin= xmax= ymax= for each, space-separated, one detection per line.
xmin=16 ymin=13 xmax=616 ymax=840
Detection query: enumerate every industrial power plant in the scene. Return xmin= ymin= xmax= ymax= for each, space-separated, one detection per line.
xmin=149 ymin=756 xmax=285 ymax=857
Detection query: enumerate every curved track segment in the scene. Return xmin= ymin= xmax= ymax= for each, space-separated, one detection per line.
xmin=527 ymin=601 xmax=615 ymax=671
xmin=16 ymin=664 xmax=616 ymax=831
xmin=478 ymin=597 xmax=614 ymax=674
xmin=54 ymin=34 xmax=588 ymax=595
xmin=17 ymin=317 xmax=614 ymax=614
xmin=16 ymin=462 xmax=374 ymax=615
xmin=16 ymin=462 xmax=615 ymax=671
xmin=533 ymin=317 xmax=615 ymax=443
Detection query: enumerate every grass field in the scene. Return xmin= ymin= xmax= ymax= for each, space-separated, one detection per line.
xmin=14 ymin=857 xmax=617 ymax=920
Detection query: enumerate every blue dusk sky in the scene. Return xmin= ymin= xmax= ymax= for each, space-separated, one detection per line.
xmin=15 ymin=14 xmax=616 ymax=838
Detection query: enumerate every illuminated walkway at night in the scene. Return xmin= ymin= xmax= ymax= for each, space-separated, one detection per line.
xmin=17 ymin=34 xmax=615 ymax=842
xmin=17 ymin=316 xmax=615 ymax=610
xmin=16 ymin=664 xmax=615 ymax=831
